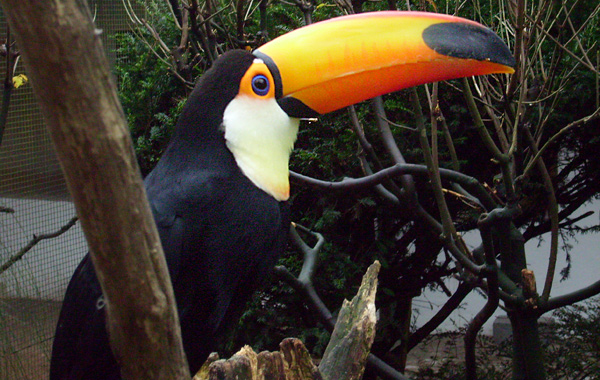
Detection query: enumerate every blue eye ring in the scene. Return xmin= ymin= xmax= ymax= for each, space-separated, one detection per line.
xmin=251 ymin=74 xmax=270 ymax=96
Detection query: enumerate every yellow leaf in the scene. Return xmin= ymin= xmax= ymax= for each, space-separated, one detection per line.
xmin=12 ymin=74 xmax=28 ymax=89
xmin=315 ymin=3 xmax=335 ymax=10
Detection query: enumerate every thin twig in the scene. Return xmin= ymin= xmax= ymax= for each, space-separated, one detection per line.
xmin=523 ymin=127 xmax=559 ymax=303
xmin=412 ymin=87 xmax=456 ymax=242
xmin=523 ymin=107 xmax=600 ymax=177
xmin=0 ymin=217 xmax=78 ymax=274
xmin=462 ymin=77 xmax=517 ymax=203
xmin=461 ymin=78 xmax=509 ymax=164
xmin=347 ymin=105 xmax=405 ymax=205
xmin=526 ymin=11 xmax=599 ymax=74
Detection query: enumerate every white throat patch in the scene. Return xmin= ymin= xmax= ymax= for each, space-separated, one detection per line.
xmin=223 ymin=95 xmax=299 ymax=201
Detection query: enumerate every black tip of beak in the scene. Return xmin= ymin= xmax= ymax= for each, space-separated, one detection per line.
xmin=423 ymin=22 xmax=516 ymax=69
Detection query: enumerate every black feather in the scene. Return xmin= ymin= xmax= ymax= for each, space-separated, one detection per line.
xmin=50 ymin=50 xmax=291 ymax=379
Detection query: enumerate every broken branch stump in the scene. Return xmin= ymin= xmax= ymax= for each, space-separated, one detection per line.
xmin=318 ymin=261 xmax=380 ymax=380
xmin=194 ymin=261 xmax=380 ymax=380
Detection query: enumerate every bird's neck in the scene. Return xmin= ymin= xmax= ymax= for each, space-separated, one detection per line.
xmin=223 ymin=95 xmax=299 ymax=201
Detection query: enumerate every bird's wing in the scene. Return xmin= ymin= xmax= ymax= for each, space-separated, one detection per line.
xmin=151 ymin=171 xmax=290 ymax=372
xmin=48 ymin=174 xmax=194 ymax=380
xmin=50 ymin=255 xmax=121 ymax=380
xmin=48 ymin=175 xmax=201 ymax=380
xmin=50 ymin=170 xmax=289 ymax=379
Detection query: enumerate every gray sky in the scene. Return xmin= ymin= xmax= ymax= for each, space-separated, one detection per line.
xmin=414 ymin=201 xmax=600 ymax=334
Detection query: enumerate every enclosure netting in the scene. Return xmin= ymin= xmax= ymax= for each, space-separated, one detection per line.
xmin=0 ymin=1 xmax=142 ymax=378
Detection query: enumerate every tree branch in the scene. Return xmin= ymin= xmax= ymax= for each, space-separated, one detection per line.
xmin=523 ymin=127 xmax=559 ymax=302
xmin=522 ymin=107 xmax=600 ymax=177
xmin=0 ymin=24 xmax=18 ymax=147
xmin=275 ymin=225 xmax=410 ymax=380
xmin=539 ymin=279 xmax=600 ymax=314
xmin=274 ymin=224 xmax=334 ymax=329
xmin=290 ymin=164 xmax=496 ymax=211
xmin=407 ymin=281 xmax=473 ymax=351
xmin=0 ymin=1 xmax=190 ymax=378
xmin=465 ymin=210 xmax=502 ymax=380
xmin=372 ymin=96 xmax=418 ymax=209
xmin=412 ymin=86 xmax=457 ymax=242
xmin=0 ymin=216 xmax=78 ymax=274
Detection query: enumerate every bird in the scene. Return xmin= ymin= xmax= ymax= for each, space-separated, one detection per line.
xmin=50 ymin=11 xmax=515 ymax=380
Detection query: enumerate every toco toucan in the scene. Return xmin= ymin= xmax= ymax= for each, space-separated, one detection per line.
xmin=50 ymin=11 xmax=515 ymax=380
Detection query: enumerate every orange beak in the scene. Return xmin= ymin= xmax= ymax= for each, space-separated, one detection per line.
xmin=254 ymin=11 xmax=515 ymax=118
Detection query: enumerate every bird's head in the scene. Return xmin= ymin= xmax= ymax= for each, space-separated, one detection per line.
xmin=195 ymin=11 xmax=515 ymax=201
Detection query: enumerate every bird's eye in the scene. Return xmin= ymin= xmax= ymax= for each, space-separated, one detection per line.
xmin=251 ymin=74 xmax=270 ymax=96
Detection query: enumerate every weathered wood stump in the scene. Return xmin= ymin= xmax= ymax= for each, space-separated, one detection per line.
xmin=194 ymin=261 xmax=380 ymax=380
xmin=318 ymin=261 xmax=379 ymax=380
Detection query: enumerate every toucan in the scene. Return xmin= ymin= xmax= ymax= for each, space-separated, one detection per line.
xmin=50 ymin=11 xmax=515 ymax=380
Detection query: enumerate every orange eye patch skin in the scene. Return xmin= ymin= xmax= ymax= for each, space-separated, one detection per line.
xmin=237 ymin=60 xmax=276 ymax=99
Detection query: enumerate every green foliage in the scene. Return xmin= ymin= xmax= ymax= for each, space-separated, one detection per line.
xmin=413 ymin=299 xmax=600 ymax=380
xmin=113 ymin=2 xmax=195 ymax=175
xmin=410 ymin=333 xmax=511 ymax=380
xmin=113 ymin=1 xmax=600 ymax=377
xmin=545 ymin=297 xmax=600 ymax=379
xmin=114 ymin=45 xmax=186 ymax=174
xmin=264 ymin=2 xmax=305 ymax=36
xmin=221 ymin=284 xmax=333 ymax=357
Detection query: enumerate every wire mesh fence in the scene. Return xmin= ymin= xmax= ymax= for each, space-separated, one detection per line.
xmin=0 ymin=1 xmax=142 ymax=378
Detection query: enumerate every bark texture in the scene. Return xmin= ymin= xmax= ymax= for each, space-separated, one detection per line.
xmin=0 ymin=1 xmax=189 ymax=379
xmin=318 ymin=261 xmax=379 ymax=380
xmin=194 ymin=261 xmax=380 ymax=380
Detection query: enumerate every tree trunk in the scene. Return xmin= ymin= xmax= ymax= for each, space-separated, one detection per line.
xmin=501 ymin=226 xmax=547 ymax=380
xmin=195 ymin=261 xmax=381 ymax=380
xmin=196 ymin=340 xmax=322 ymax=380
xmin=0 ymin=1 xmax=189 ymax=379
xmin=391 ymin=296 xmax=412 ymax=372
xmin=508 ymin=312 xmax=547 ymax=380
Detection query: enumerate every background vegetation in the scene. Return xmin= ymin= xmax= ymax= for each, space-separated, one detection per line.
xmin=114 ymin=0 xmax=600 ymax=379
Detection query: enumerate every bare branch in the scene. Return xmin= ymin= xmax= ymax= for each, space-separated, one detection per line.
xmin=540 ymin=279 xmax=600 ymax=314
xmin=412 ymin=86 xmax=457 ymax=242
xmin=372 ymin=96 xmax=418 ymax=206
xmin=274 ymin=224 xmax=334 ymax=329
xmin=347 ymin=106 xmax=404 ymax=205
xmin=522 ymin=107 xmax=600 ymax=177
xmin=461 ymin=77 xmax=509 ymax=164
xmin=408 ymin=281 xmax=473 ymax=350
xmin=506 ymin=0 xmax=525 ymax=100
xmin=275 ymin=229 xmax=410 ymax=380
xmin=523 ymin=127 xmax=559 ymax=303
xmin=526 ymin=11 xmax=599 ymax=75
xmin=236 ymin=0 xmax=246 ymax=45
xmin=0 ymin=1 xmax=190 ymax=378
xmin=289 ymin=223 xmax=325 ymax=284
xmin=465 ymin=209 xmax=505 ymax=380
xmin=291 ymin=164 xmax=496 ymax=211
xmin=0 ymin=217 xmax=78 ymax=274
